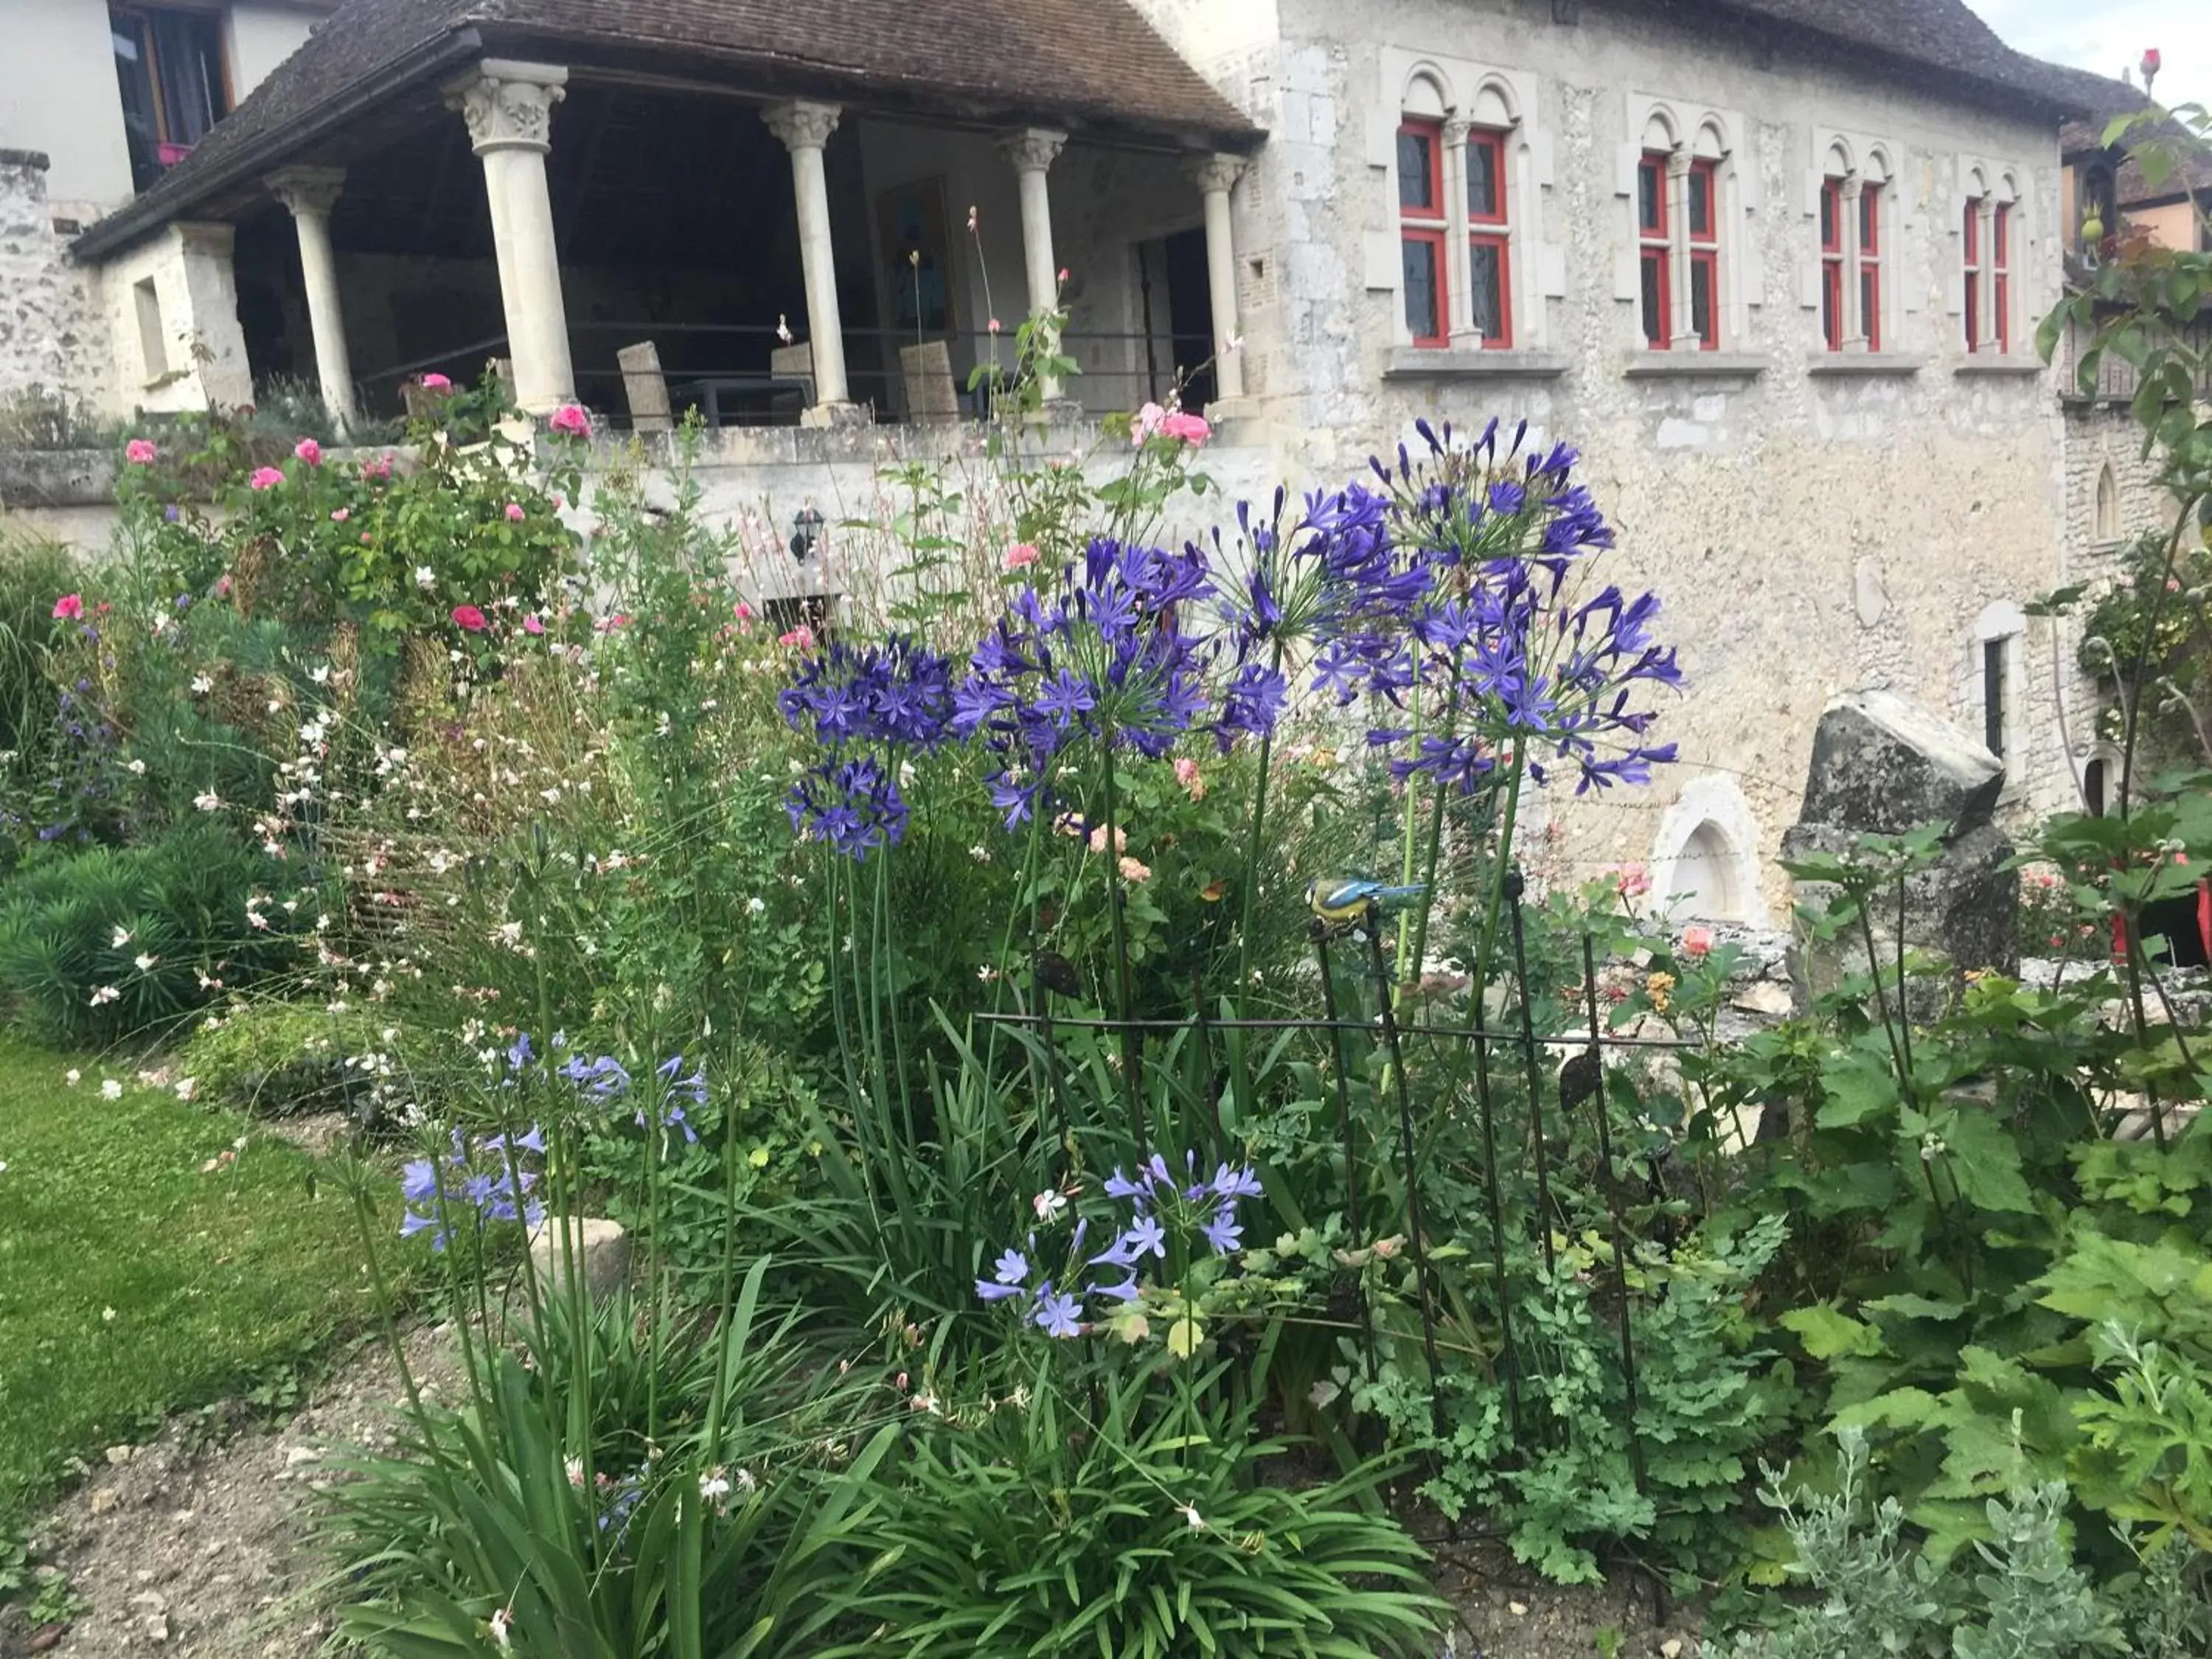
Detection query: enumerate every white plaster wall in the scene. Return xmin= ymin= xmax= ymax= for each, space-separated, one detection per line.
xmin=1223 ymin=0 xmax=2072 ymax=903
xmin=0 ymin=153 xmax=110 ymax=408
xmin=0 ymin=0 xmax=134 ymax=209
xmin=224 ymin=1 xmax=323 ymax=95
xmin=98 ymin=223 xmax=254 ymax=415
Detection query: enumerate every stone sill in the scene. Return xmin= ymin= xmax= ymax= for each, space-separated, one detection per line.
xmin=1952 ymin=357 xmax=2044 ymax=378
xmin=1621 ymin=352 xmax=1770 ymax=380
xmin=1806 ymin=352 xmax=1927 ymax=378
xmin=1383 ymin=347 xmax=1569 ymax=380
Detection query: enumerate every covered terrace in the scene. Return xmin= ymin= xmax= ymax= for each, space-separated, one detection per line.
xmin=72 ymin=0 xmax=1264 ymax=431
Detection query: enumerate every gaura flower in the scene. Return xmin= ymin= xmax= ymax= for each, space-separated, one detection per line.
xmin=248 ymin=467 xmax=286 ymax=490
xmin=125 ymin=439 xmax=157 ymax=465
xmin=451 ymin=605 xmax=487 ymax=632
xmin=293 ymin=437 xmax=323 ymax=466
xmin=52 ymin=594 xmax=83 ymax=622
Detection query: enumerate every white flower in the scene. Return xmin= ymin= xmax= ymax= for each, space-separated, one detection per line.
xmin=1032 ymin=1187 xmax=1068 ymax=1223
xmin=102 ymin=1079 xmax=124 ymax=1099
xmin=566 ymin=1457 xmax=585 ymax=1486
xmin=133 ymin=952 xmax=158 ymax=971
xmin=969 ymin=844 xmax=991 ymax=863
xmin=488 ymin=1607 xmax=512 ymax=1649
xmin=1176 ymin=1503 xmax=1205 ymax=1530
xmin=174 ymin=1077 xmax=197 ymax=1101
xmin=112 ymin=926 xmax=132 ymax=947
xmin=126 ymin=758 xmax=147 ymax=775
xmin=89 ymin=985 xmax=122 ymax=1006
xmin=189 ymin=674 xmax=212 ymax=696
xmin=65 ymin=1068 xmax=80 ymax=1086
xmin=309 ymin=664 xmax=331 ymax=685
xmin=699 ymin=1470 xmax=731 ymax=1501
xmin=102 ymin=1307 xmax=117 ymax=1324
xmin=193 ymin=790 xmax=223 ymax=812
xmin=746 ymin=896 xmax=767 ymax=915
xmin=415 ymin=566 xmax=436 ymax=589
xmin=493 ymin=920 xmax=524 ymax=949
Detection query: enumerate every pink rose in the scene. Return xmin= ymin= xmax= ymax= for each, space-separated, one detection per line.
xmin=1133 ymin=401 xmax=1166 ymax=445
xmin=1682 ymin=925 xmax=1714 ymax=959
xmin=248 ymin=467 xmax=285 ymax=490
xmin=451 ymin=604 xmax=487 ymax=632
xmin=1088 ymin=824 xmax=1128 ymax=855
xmin=125 ymin=439 xmax=157 ymax=465
xmin=1118 ymin=855 xmax=1152 ymax=884
xmin=420 ymin=372 xmax=452 ymax=391
xmin=360 ymin=455 xmax=394 ymax=480
xmin=293 ymin=438 xmax=323 ymax=466
xmin=1614 ymin=864 xmax=1651 ymax=899
xmin=777 ymin=625 xmax=815 ymax=650
xmin=215 ymin=573 xmax=232 ymax=598
xmin=1174 ymin=757 xmax=1206 ymax=799
xmin=52 ymin=594 xmax=83 ymax=622
xmin=330 ymin=508 xmax=350 ymax=523
xmin=1160 ymin=411 xmax=1210 ymax=446
xmin=1004 ymin=543 xmax=1040 ymax=569
xmin=504 ymin=502 xmax=526 ymax=521
xmin=547 ymin=404 xmax=591 ymax=437
xmin=734 ymin=601 xmax=754 ymax=622
xmin=522 ymin=613 xmax=544 ymax=636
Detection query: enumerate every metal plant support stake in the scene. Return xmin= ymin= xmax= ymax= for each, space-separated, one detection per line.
xmin=1312 ymin=925 xmax=1378 ymax=1384
xmin=1582 ymin=934 xmax=1646 ymax=1494
xmin=1468 ymin=1006 xmax=1526 ymax=1446
xmin=1360 ymin=906 xmax=1447 ymax=1441
xmin=1189 ymin=972 xmax=1227 ymax=1158
xmin=1032 ymin=960 xmax=1074 ymax=1169
xmin=1504 ymin=869 xmax=1558 ymax=1274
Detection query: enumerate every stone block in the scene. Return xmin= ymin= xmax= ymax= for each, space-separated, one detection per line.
xmin=898 ymin=339 xmax=960 ymax=424
xmin=527 ymin=1216 xmax=629 ymax=1301
xmin=1794 ymin=689 xmax=2005 ymax=836
xmin=616 ymin=341 xmax=672 ymax=431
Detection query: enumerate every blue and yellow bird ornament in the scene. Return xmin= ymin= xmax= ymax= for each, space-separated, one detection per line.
xmin=1307 ymin=876 xmax=1428 ymax=932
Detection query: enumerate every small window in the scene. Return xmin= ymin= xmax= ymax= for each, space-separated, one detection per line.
xmin=1963 ymin=200 xmax=1983 ymax=350
xmin=1983 ymin=636 xmax=2008 ymax=758
xmin=1992 ymin=202 xmax=2011 ymax=353
xmin=1686 ymin=158 xmax=1718 ymax=347
xmin=133 ymin=276 xmax=168 ymax=381
xmin=1858 ymin=181 xmax=1882 ymax=352
xmin=1638 ymin=151 xmax=1671 ymax=347
xmin=1820 ymin=178 xmax=1844 ymax=350
xmin=111 ymin=4 xmax=231 ymax=194
xmin=1467 ymin=127 xmax=1512 ymax=347
xmin=2093 ymin=463 xmax=2120 ymax=542
xmin=1397 ymin=119 xmax=1447 ymax=346
xmin=2084 ymin=755 xmax=2107 ymax=817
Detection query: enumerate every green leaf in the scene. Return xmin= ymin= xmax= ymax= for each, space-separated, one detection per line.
xmin=1781 ymin=1304 xmax=1884 ymax=1360
xmin=1935 ymin=1110 xmax=2034 ymax=1213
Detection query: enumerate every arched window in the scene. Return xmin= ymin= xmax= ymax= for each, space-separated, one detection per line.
xmin=1635 ymin=110 xmax=1725 ymax=350
xmin=1963 ymin=167 xmax=2019 ymax=353
xmin=1819 ymin=145 xmax=1889 ymax=352
xmin=1666 ymin=820 xmax=1748 ymax=920
xmin=2093 ymin=462 xmax=2119 ymax=543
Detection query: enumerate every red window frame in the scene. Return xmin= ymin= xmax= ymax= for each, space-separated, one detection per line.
xmin=1991 ymin=201 xmax=2011 ymax=353
xmin=1466 ymin=127 xmax=1513 ymax=349
xmin=1963 ymin=199 xmax=1983 ymax=351
xmin=1686 ymin=156 xmax=1719 ymax=349
xmin=1637 ymin=151 xmax=1672 ymax=348
xmin=1858 ymin=180 xmax=1882 ymax=352
xmin=1397 ymin=119 xmax=1448 ymax=347
xmin=1819 ymin=177 xmax=1845 ymax=351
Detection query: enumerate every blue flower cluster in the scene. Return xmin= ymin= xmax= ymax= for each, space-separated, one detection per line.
xmin=953 ymin=538 xmax=1237 ymax=826
xmin=779 ymin=636 xmax=955 ymax=858
xmin=975 ymin=1154 xmax=1262 ymax=1335
xmin=401 ymin=1125 xmax=545 ymax=1249
xmin=501 ymin=1032 xmax=705 ymax=1141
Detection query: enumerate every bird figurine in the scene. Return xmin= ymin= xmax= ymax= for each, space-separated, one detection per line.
xmin=1307 ymin=877 xmax=1428 ymax=931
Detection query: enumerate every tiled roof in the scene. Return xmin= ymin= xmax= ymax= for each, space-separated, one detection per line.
xmin=76 ymin=0 xmax=1257 ymax=259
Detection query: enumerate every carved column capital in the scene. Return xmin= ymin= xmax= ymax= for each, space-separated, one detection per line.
xmin=999 ymin=126 xmax=1068 ymax=176
xmin=763 ymin=100 xmax=842 ymax=153
xmin=445 ymin=60 xmax=568 ymax=156
xmin=1664 ymin=146 xmax=1692 ymax=180
xmin=265 ymin=165 xmax=345 ymax=218
xmin=1184 ymin=152 xmax=1245 ymax=196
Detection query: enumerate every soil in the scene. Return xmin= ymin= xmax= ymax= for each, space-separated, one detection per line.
xmin=0 ymin=1326 xmax=454 ymax=1659
xmin=2 ymin=1321 xmax=1707 ymax=1658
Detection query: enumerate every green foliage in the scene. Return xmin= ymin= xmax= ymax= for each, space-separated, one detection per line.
xmin=847 ymin=1360 xmax=1443 ymax=1658
xmin=174 ymin=998 xmax=443 ymax=1124
xmin=0 ymin=821 xmax=291 ymax=1043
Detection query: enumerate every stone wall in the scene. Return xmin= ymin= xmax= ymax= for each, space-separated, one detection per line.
xmin=0 ymin=150 xmax=108 ymax=415
xmin=1192 ymin=0 xmax=2073 ymax=913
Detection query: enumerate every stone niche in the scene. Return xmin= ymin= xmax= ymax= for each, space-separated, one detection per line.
xmin=1781 ymin=689 xmax=2020 ymax=1001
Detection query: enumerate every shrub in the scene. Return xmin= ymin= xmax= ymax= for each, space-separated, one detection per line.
xmin=173 ymin=998 xmax=446 ymax=1125
xmin=0 ymin=821 xmax=291 ymax=1043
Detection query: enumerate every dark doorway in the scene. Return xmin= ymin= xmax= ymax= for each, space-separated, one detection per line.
xmin=1162 ymin=227 xmax=1216 ymax=411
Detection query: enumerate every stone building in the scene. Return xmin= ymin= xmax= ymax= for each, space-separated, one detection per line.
xmin=0 ymin=0 xmax=2160 ymax=918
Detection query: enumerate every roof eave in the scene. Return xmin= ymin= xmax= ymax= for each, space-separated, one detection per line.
xmin=72 ymin=25 xmax=487 ymax=264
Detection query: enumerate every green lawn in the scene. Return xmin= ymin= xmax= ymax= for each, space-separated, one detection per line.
xmin=0 ymin=1034 xmax=378 ymax=1526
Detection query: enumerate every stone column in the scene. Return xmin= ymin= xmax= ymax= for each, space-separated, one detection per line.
xmin=1186 ymin=153 xmax=1248 ymax=397
xmin=1437 ymin=119 xmax=1475 ymax=347
xmin=763 ymin=100 xmax=859 ymax=424
xmin=1665 ymin=147 xmax=1698 ymax=349
xmin=265 ymin=166 xmax=357 ymax=427
xmin=1001 ymin=127 xmax=1068 ymax=400
xmin=445 ymin=60 xmax=575 ymax=415
xmin=1838 ymin=172 xmax=1866 ymax=349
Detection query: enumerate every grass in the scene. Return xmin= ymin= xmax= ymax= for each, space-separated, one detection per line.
xmin=0 ymin=1032 xmax=379 ymax=1528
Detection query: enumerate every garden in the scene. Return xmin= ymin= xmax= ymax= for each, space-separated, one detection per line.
xmin=0 ymin=115 xmax=2208 ymax=1659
